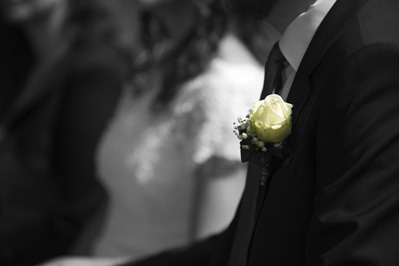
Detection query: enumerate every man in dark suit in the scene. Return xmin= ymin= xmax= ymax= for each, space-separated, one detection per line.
xmin=115 ymin=0 xmax=399 ymax=265
xmin=41 ymin=0 xmax=399 ymax=265
xmin=116 ymin=0 xmax=399 ymax=265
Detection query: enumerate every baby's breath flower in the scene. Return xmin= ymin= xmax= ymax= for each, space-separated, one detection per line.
xmin=251 ymin=138 xmax=258 ymax=145
xmin=234 ymin=95 xmax=292 ymax=162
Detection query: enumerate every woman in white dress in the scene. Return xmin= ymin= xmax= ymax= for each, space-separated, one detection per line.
xmin=92 ymin=0 xmax=269 ymax=258
xmin=39 ymin=0 xmax=279 ymax=265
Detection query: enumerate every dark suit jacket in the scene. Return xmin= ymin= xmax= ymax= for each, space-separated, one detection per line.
xmin=124 ymin=0 xmax=399 ymax=265
xmin=0 ymin=41 xmax=130 ymax=265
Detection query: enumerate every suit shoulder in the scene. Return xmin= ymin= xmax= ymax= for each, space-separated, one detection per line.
xmin=357 ymin=0 xmax=399 ymax=45
xmin=324 ymin=0 xmax=399 ymax=66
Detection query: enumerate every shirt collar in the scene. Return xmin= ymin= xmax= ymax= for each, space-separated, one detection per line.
xmin=279 ymin=0 xmax=337 ymax=71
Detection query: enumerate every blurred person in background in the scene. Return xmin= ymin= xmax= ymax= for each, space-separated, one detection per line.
xmin=37 ymin=0 xmax=399 ymax=264
xmin=0 ymin=0 xmax=138 ymax=265
xmin=38 ymin=0 xmax=275 ymax=265
xmin=92 ymin=0 xmax=266 ymax=259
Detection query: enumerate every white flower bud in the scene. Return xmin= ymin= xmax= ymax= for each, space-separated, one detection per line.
xmin=273 ymin=143 xmax=282 ymax=148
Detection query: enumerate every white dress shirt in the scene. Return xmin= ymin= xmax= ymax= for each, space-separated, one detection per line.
xmin=277 ymin=0 xmax=337 ymax=100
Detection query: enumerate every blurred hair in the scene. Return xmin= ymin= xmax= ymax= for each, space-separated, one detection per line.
xmin=132 ymin=0 xmax=269 ymax=110
xmin=67 ymin=0 xmax=138 ymax=57
xmin=132 ymin=0 xmax=227 ymax=109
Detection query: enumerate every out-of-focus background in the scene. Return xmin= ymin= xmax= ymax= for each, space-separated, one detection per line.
xmin=0 ymin=0 xmax=280 ymax=265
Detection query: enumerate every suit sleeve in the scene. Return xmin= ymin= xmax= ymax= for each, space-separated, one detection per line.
xmin=306 ymin=44 xmax=399 ymax=265
xmin=118 ymin=202 xmax=241 ymax=266
xmin=0 ymin=47 xmax=128 ymax=265
xmin=51 ymin=48 xmax=128 ymax=254
xmin=118 ymin=235 xmax=221 ymax=266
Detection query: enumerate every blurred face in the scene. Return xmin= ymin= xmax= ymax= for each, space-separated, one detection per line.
xmin=0 ymin=0 xmax=64 ymax=23
xmin=222 ymin=0 xmax=279 ymax=19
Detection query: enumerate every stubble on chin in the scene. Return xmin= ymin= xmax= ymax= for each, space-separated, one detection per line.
xmin=221 ymin=0 xmax=278 ymax=19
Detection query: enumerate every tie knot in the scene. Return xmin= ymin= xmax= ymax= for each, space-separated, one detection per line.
xmin=268 ymin=42 xmax=286 ymax=62
xmin=260 ymin=41 xmax=287 ymax=98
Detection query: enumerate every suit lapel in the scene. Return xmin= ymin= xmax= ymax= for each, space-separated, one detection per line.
xmin=287 ymin=0 xmax=369 ymax=130
xmin=229 ymin=161 xmax=263 ymax=266
xmin=245 ymin=0 xmax=370 ymax=264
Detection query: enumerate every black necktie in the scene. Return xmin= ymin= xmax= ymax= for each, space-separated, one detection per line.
xmin=228 ymin=42 xmax=287 ymax=266
xmin=260 ymin=42 xmax=287 ymax=99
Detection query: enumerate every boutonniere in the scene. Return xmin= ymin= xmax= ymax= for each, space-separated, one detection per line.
xmin=234 ymin=94 xmax=293 ymax=186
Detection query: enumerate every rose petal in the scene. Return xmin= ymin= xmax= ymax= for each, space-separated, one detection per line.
xmin=271 ymin=124 xmax=282 ymax=129
xmin=263 ymin=105 xmax=284 ymax=126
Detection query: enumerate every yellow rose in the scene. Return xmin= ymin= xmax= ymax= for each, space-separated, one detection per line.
xmin=249 ymin=94 xmax=293 ymax=143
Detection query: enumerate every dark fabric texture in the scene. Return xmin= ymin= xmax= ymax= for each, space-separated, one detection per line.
xmin=259 ymin=41 xmax=286 ymax=99
xmin=121 ymin=0 xmax=399 ymax=265
xmin=0 ymin=43 xmax=130 ymax=265
xmin=120 ymin=214 xmax=239 ymax=266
